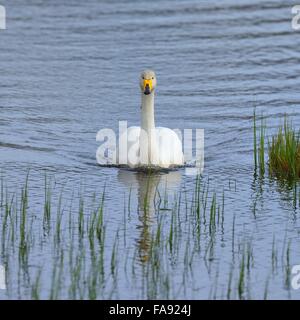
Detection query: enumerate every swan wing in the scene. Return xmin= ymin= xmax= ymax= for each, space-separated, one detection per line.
xmin=155 ymin=127 xmax=184 ymax=167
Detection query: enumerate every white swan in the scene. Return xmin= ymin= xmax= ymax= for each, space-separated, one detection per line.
xmin=121 ymin=70 xmax=184 ymax=169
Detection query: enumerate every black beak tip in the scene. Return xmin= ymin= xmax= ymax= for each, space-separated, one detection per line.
xmin=144 ymin=85 xmax=151 ymax=95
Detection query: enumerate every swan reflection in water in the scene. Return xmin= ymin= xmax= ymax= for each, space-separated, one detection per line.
xmin=118 ymin=169 xmax=182 ymax=263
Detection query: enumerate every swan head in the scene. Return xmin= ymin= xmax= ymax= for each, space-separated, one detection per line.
xmin=140 ymin=70 xmax=157 ymax=95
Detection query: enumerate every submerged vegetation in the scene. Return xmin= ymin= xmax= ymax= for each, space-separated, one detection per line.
xmin=0 ymin=170 xmax=297 ymax=300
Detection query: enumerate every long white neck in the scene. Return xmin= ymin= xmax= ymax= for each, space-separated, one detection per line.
xmin=141 ymin=92 xmax=155 ymax=132
xmin=140 ymin=91 xmax=159 ymax=165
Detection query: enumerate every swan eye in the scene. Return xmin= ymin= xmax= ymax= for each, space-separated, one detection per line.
xmin=152 ymin=77 xmax=154 ymax=79
xmin=142 ymin=76 xmax=144 ymax=79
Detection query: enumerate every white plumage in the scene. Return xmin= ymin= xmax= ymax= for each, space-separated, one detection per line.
xmin=120 ymin=70 xmax=184 ymax=169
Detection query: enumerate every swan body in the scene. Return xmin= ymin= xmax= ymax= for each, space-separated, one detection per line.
xmin=124 ymin=126 xmax=183 ymax=168
xmin=120 ymin=70 xmax=184 ymax=169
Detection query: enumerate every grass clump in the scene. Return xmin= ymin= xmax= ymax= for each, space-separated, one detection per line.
xmin=253 ymin=112 xmax=300 ymax=181
xmin=269 ymin=119 xmax=300 ymax=180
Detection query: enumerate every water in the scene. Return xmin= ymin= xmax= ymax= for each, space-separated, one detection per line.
xmin=0 ymin=0 xmax=300 ymax=299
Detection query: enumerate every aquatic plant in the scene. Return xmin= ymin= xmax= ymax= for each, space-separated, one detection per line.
xmin=268 ymin=119 xmax=300 ymax=180
xmin=253 ymin=110 xmax=266 ymax=176
xmin=0 ymin=171 xmax=298 ymax=300
xmin=254 ymin=112 xmax=300 ymax=181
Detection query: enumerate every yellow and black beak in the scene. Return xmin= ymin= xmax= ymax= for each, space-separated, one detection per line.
xmin=143 ymin=79 xmax=152 ymax=95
